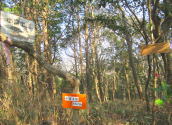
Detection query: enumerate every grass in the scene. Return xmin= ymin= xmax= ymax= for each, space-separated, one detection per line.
xmin=80 ymin=99 xmax=172 ymax=125
xmin=0 ymin=79 xmax=172 ymax=125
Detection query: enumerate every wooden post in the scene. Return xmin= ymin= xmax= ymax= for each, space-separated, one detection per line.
xmin=72 ymin=79 xmax=80 ymax=125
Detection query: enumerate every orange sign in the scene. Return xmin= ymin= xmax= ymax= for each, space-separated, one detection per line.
xmin=62 ymin=93 xmax=87 ymax=109
xmin=140 ymin=42 xmax=172 ymax=56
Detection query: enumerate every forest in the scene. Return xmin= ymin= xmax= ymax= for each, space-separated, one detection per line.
xmin=0 ymin=0 xmax=172 ymax=125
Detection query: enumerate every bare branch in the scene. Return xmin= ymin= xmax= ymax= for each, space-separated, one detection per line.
xmin=11 ymin=40 xmax=80 ymax=93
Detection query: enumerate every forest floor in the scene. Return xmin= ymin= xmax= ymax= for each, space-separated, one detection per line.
xmin=76 ymin=99 xmax=172 ymax=125
xmin=1 ymin=81 xmax=172 ymax=125
xmin=1 ymin=99 xmax=172 ymax=125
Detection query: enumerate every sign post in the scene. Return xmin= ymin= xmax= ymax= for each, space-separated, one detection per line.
xmin=0 ymin=11 xmax=35 ymax=43
xmin=62 ymin=93 xmax=87 ymax=109
xmin=0 ymin=11 xmax=35 ymax=80
xmin=61 ymin=78 xmax=87 ymax=125
xmin=140 ymin=42 xmax=172 ymax=56
xmin=62 ymin=93 xmax=87 ymax=125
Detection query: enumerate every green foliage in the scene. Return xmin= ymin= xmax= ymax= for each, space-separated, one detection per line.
xmin=3 ymin=7 xmax=20 ymax=14
xmin=2 ymin=2 xmax=21 ymax=14
xmin=48 ymin=11 xmax=63 ymax=38
xmin=154 ymin=82 xmax=172 ymax=106
xmin=87 ymin=14 xmax=124 ymax=32
xmin=159 ymin=2 xmax=172 ymax=16
xmin=155 ymin=99 xmax=164 ymax=107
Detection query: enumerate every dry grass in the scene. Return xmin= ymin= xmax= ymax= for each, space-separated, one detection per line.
xmin=0 ymin=80 xmax=172 ymax=125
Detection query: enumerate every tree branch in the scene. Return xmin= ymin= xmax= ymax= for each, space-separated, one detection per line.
xmin=11 ymin=40 xmax=80 ymax=93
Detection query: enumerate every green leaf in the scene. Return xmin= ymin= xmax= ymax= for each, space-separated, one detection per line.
xmin=3 ymin=7 xmax=20 ymax=14
xmin=155 ymin=99 xmax=164 ymax=107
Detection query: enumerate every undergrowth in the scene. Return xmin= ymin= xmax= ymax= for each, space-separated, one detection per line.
xmin=0 ymin=79 xmax=172 ymax=125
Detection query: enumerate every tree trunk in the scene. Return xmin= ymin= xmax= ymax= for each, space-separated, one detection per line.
xmin=125 ymin=36 xmax=142 ymax=99
xmin=77 ymin=12 xmax=84 ymax=92
xmin=85 ymin=9 xmax=92 ymax=102
xmin=124 ymin=67 xmax=131 ymax=100
xmin=167 ymin=53 xmax=172 ymax=85
xmin=91 ymin=8 xmax=102 ymax=103
xmin=119 ymin=9 xmax=143 ymax=99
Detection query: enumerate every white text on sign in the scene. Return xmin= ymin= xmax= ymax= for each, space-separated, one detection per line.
xmin=72 ymin=102 xmax=82 ymax=107
xmin=64 ymin=96 xmax=79 ymax=101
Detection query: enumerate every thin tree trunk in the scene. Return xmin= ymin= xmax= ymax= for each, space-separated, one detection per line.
xmin=126 ymin=36 xmax=142 ymax=99
xmin=73 ymin=42 xmax=78 ymax=78
xmin=42 ymin=0 xmax=54 ymax=97
xmin=167 ymin=53 xmax=172 ymax=84
xmin=152 ymin=55 xmax=158 ymax=99
xmin=124 ymin=68 xmax=131 ymax=100
xmin=119 ymin=9 xmax=143 ymax=99
xmin=91 ymin=6 xmax=102 ymax=103
xmin=85 ymin=9 xmax=92 ymax=102
xmin=145 ymin=55 xmax=152 ymax=111
xmin=77 ymin=13 xmax=84 ymax=88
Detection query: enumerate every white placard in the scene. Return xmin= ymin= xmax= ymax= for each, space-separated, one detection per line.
xmin=72 ymin=102 xmax=82 ymax=107
xmin=64 ymin=96 xmax=79 ymax=101
xmin=0 ymin=11 xmax=35 ymax=43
